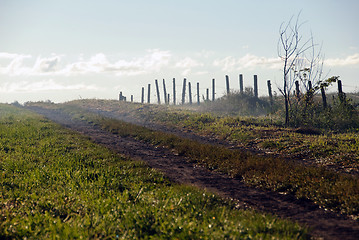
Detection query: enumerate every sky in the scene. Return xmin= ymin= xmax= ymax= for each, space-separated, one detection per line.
xmin=0 ymin=0 xmax=358 ymax=103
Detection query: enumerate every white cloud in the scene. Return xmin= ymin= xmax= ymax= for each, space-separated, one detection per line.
xmin=62 ymin=49 xmax=171 ymax=76
xmin=175 ymin=57 xmax=203 ymax=68
xmin=213 ymin=56 xmax=238 ymax=72
xmin=0 ymin=52 xmax=31 ymax=59
xmin=0 ymin=79 xmax=98 ymax=93
xmin=0 ymin=50 xmax=172 ymax=77
xmin=33 ymin=56 xmax=61 ymax=73
xmin=325 ymin=54 xmax=359 ymax=67
xmin=175 ymin=57 xmax=204 ymax=76
xmin=213 ymin=54 xmax=282 ymax=71
xmin=0 ymin=53 xmax=32 ymax=76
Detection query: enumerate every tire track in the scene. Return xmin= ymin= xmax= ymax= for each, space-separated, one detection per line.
xmin=28 ymin=106 xmax=359 ymax=240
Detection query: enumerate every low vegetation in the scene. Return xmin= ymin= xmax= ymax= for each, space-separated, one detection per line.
xmin=61 ymin=99 xmax=359 ymax=175
xmin=27 ymin=101 xmax=359 ymax=219
xmin=0 ymin=104 xmax=308 ymax=239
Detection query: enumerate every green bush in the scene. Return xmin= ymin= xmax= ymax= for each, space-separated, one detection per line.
xmin=288 ymin=94 xmax=359 ymax=131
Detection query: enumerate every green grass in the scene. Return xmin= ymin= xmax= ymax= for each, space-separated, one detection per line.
xmin=34 ymin=101 xmax=359 ymax=219
xmin=65 ymin=99 xmax=359 ymax=175
xmin=0 ymin=104 xmax=308 ymax=239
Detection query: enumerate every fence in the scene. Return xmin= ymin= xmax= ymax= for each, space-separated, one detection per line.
xmin=119 ymin=75 xmax=345 ymax=108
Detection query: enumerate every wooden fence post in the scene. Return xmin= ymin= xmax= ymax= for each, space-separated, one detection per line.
xmin=197 ymin=82 xmax=200 ymax=105
xmin=338 ymin=80 xmax=343 ymax=94
xmin=188 ymin=82 xmax=192 ymax=105
xmin=182 ymin=78 xmax=187 ymax=105
xmin=212 ymin=78 xmax=215 ymax=101
xmin=131 ymin=95 xmax=133 ymax=103
xmin=239 ymin=74 xmax=243 ymax=94
xmin=226 ymin=75 xmax=230 ymax=95
xmin=254 ymin=75 xmax=258 ymax=98
xmin=163 ymin=79 xmax=168 ymax=105
xmin=147 ymin=84 xmax=151 ymax=104
xmin=308 ymin=81 xmax=312 ymax=91
xmin=338 ymin=79 xmax=345 ymax=102
xmin=267 ymin=80 xmax=273 ymax=105
xmin=167 ymin=94 xmax=170 ymax=104
xmin=295 ymin=81 xmax=300 ymax=98
xmin=321 ymin=86 xmax=327 ymax=109
xmin=119 ymin=92 xmax=123 ymax=101
xmin=155 ymin=79 xmax=161 ymax=104
xmin=206 ymin=88 xmax=209 ymax=101
xmin=173 ymin=78 xmax=176 ymax=105
xmin=141 ymin=87 xmax=144 ymax=104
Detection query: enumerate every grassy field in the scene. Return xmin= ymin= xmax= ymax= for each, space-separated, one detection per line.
xmin=30 ymin=99 xmax=359 ymax=219
xmin=0 ymin=104 xmax=308 ymax=239
xmin=61 ymin=99 xmax=359 ymax=175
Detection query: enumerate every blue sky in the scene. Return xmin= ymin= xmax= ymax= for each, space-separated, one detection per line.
xmin=0 ymin=0 xmax=358 ymax=103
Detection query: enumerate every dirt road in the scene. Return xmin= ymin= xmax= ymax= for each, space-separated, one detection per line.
xmin=28 ymin=106 xmax=359 ymax=240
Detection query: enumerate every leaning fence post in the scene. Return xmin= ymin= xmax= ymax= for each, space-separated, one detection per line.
xmin=147 ymin=84 xmax=151 ymax=104
xmin=267 ymin=80 xmax=273 ymax=105
xmin=182 ymin=78 xmax=187 ymax=105
xmin=163 ymin=79 xmax=168 ymax=105
xmin=155 ymin=79 xmax=161 ymax=104
xmin=212 ymin=78 xmax=215 ymax=101
xmin=338 ymin=79 xmax=345 ymax=102
xmin=226 ymin=75 xmax=230 ymax=95
xmin=239 ymin=74 xmax=243 ymax=94
xmin=338 ymin=80 xmax=343 ymax=94
xmin=188 ymin=82 xmax=192 ymax=105
xmin=254 ymin=75 xmax=258 ymax=98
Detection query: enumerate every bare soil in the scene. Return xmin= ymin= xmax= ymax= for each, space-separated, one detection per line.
xmin=28 ymin=106 xmax=359 ymax=240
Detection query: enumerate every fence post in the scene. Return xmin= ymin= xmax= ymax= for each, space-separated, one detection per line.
xmin=188 ymin=82 xmax=192 ymax=105
xmin=197 ymin=82 xmax=200 ymax=105
xmin=212 ymin=78 xmax=215 ymax=101
xmin=239 ymin=74 xmax=243 ymax=94
xmin=147 ymin=84 xmax=151 ymax=104
xmin=226 ymin=75 xmax=230 ymax=95
xmin=338 ymin=80 xmax=343 ymax=94
xmin=163 ymin=79 xmax=168 ymax=105
xmin=267 ymin=80 xmax=273 ymax=105
xmin=182 ymin=78 xmax=187 ymax=105
xmin=155 ymin=79 xmax=161 ymax=104
xmin=141 ymin=87 xmax=144 ymax=104
xmin=338 ymin=79 xmax=345 ymax=102
xmin=167 ymin=94 xmax=170 ymax=104
xmin=254 ymin=75 xmax=258 ymax=98
xmin=321 ymin=86 xmax=327 ymax=109
xmin=206 ymin=88 xmax=209 ymax=101
xmin=131 ymin=95 xmax=133 ymax=103
xmin=173 ymin=78 xmax=176 ymax=105
xmin=295 ymin=81 xmax=300 ymax=98
xmin=308 ymin=81 xmax=312 ymax=91
xmin=119 ymin=92 xmax=123 ymax=101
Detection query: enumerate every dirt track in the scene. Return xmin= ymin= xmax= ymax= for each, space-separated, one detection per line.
xmin=28 ymin=106 xmax=359 ymax=240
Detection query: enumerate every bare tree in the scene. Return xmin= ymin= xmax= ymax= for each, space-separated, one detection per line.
xmin=278 ymin=12 xmax=313 ymax=125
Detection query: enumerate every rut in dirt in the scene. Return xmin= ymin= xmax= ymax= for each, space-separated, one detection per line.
xmin=28 ymin=106 xmax=359 ymax=240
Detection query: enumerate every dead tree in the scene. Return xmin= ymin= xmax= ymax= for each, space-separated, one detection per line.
xmin=278 ymin=12 xmax=313 ymax=125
